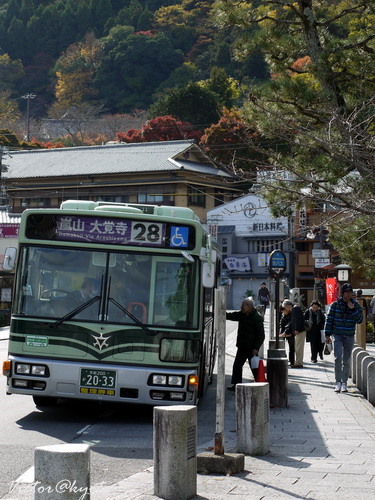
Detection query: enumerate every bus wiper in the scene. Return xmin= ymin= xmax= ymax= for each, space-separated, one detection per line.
xmin=108 ymin=297 xmax=157 ymax=336
xmin=49 ymin=296 xmax=101 ymax=328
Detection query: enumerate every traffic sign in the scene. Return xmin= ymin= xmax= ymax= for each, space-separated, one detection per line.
xmin=314 ymin=258 xmax=330 ymax=268
xmin=268 ymin=250 xmax=287 ymax=277
xmin=312 ymin=249 xmax=329 ymax=258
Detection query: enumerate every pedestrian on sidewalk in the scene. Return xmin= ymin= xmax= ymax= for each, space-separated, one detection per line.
xmin=287 ymin=299 xmax=306 ymax=368
xmin=325 ymin=283 xmax=363 ymax=393
xmin=257 ymin=281 xmax=270 ymax=315
xmin=279 ymin=301 xmax=295 ymax=366
xmin=304 ymin=301 xmax=325 ymax=363
xmin=226 ymin=298 xmax=265 ymax=391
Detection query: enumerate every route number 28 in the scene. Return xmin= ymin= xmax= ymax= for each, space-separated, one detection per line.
xmin=130 ymin=222 xmax=164 ymax=245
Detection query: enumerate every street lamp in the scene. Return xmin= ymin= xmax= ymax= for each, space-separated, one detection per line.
xmin=334 ymin=264 xmax=352 ymax=283
xmin=20 ymin=93 xmax=36 ymax=141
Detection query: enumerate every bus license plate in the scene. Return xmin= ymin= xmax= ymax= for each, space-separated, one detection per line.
xmin=80 ymin=369 xmax=116 ymax=396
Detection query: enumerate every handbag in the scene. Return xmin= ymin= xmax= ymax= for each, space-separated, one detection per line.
xmin=304 ymin=320 xmax=312 ymax=332
xmin=251 ymin=355 xmax=260 ymax=369
xmin=324 ymin=342 xmax=333 ymax=355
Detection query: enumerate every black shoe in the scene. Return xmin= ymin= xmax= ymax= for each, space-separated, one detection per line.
xmin=312 ymin=359 xmax=318 ymax=363
xmin=227 ymin=385 xmax=236 ymax=392
xmin=319 ymin=354 xmax=323 ymax=360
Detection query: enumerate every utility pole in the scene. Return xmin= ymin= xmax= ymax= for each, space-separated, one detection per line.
xmin=21 ymin=93 xmax=36 ymax=141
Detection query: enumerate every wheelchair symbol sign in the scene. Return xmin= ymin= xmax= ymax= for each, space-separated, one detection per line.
xmin=170 ymin=226 xmax=189 ymax=247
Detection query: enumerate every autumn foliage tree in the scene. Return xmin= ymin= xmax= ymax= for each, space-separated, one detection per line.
xmin=213 ymin=0 xmax=375 ymax=276
xmin=116 ymin=115 xmax=203 ymax=143
xmin=200 ymin=110 xmax=262 ymax=173
xmin=53 ymin=33 xmax=102 ymax=108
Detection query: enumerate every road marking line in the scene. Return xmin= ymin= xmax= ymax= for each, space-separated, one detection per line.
xmin=77 ymin=424 xmax=91 ymax=435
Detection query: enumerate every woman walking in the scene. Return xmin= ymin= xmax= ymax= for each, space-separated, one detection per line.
xmin=304 ymin=301 xmax=325 ymax=363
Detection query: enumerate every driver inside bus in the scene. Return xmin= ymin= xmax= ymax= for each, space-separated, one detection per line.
xmin=51 ymin=278 xmax=97 ymax=318
xmin=69 ymin=278 xmax=96 ymax=303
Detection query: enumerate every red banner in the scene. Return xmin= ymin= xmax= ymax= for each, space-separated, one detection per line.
xmin=325 ymin=277 xmax=338 ymax=305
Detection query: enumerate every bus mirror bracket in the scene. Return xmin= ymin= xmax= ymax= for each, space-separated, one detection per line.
xmin=2 ymin=247 xmax=17 ymax=271
xmin=201 ymin=249 xmax=216 ymax=288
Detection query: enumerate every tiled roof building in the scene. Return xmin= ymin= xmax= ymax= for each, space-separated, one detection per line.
xmin=3 ymin=140 xmax=244 ymax=220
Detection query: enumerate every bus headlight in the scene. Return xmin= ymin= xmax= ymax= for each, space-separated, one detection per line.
xmin=16 ymin=363 xmax=31 ymax=374
xmin=149 ymin=374 xmax=184 ymax=387
xmin=152 ymin=374 xmax=167 ymax=385
xmin=168 ymin=376 xmax=183 ymax=386
xmin=32 ymin=365 xmax=46 ymax=376
xmin=15 ymin=363 xmax=48 ymax=377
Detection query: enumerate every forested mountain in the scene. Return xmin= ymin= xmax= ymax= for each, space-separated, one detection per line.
xmin=1 ymin=1 xmax=374 ymax=275
xmin=0 ymin=0 xmax=267 ymax=117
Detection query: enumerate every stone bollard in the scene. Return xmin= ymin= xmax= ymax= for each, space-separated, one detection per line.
xmin=355 ymin=350 xmax=370 ymax=390
xmin=236 ymin=383 xmax=270 ymax=456
xmin=367 ymin=360 xmax=375 ymax=406
xmin=34 ymin=444 xmax=90 ymax=499
xmin=351 ymin=346 xmax=363 ymax=384
xmin=361 ymin=356 xmax=375 ymax=398
xmin=154 ymin=406 xmax=197 ymax=500
xmin=350 ymin=344 xmax=360 ymax=378
xmin=267 ymin=357 xmax=288 ymax=408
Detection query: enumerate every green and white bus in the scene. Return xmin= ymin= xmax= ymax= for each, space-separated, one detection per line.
xmin=2 ymin=200 xmax=219 ymax=407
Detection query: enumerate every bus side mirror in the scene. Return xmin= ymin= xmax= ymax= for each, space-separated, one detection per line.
xmin=2 ymin=247 xmax=17 ymax=271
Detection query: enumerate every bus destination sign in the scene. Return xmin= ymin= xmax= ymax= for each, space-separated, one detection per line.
xmin=55 ymin=215 xmax=191 ymax=249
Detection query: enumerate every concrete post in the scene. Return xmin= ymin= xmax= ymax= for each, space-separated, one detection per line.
xmin=355 ymin=298 xmax=367 ymax=349
xmin=236 ymin=383 xmax=270 ymax=456
xmin=154 ymin=406 xmax=197 ymax=500
xmin=351 ymin=346 xmax=363 ymax=384
xmin=267 ymin=357 xmax=288 ymax=408
xmin=350 ymin=343 xmax=360 ymax=378
xmin=34 ymin=444 xmax=90 ymax=499
xmin=367 ymin=360 xmax=375 ymax=406
xmin=356 ymin=351 xmax=370 ymax=390
xmin=361 ymin=356 xmax=375 ymax=398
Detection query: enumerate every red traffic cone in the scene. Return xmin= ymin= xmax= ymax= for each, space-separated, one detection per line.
xmin=256 ymin=359 xmax=267 ymax=382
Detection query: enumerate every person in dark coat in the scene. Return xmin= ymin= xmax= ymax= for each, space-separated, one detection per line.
xmin=304 ymin=301 xmax=325 ymax=363
xmin=291 ymin=300 xmax=306 ymax=367
xmin=226 ymin=298 xmax=265 ymax=391
xmin=279 ymin=302 xmax=295 ymax=366
xmin=257 ymin=281 xmax=270 ymax=314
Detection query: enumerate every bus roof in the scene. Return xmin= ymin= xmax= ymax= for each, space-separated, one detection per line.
xmin=60 ymin=200 xmax=200 ymax=222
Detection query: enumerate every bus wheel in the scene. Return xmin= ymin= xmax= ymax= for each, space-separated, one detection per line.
xmin=33 ymin=395 xmax=58 ymax=408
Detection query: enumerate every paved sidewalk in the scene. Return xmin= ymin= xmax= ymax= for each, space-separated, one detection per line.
xmin=2 ymin=317 xmax=375 ymax=499
xmin=89 ymin=312 xmax=375 ymax=499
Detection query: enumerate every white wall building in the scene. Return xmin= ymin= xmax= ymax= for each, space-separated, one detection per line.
xmin=207 ymin=193 xmax=292 ymax=308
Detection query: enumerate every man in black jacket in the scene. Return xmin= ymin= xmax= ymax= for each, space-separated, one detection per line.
xmin=226 ymin=298 xmax=265 ymax=391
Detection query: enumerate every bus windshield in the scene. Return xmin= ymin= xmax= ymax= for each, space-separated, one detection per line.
xmin=14 ymin=246 xmax=198 ymax=329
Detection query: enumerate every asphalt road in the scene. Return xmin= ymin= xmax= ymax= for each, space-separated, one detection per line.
xmin=0 ymin=324 xmax=239 ymax=498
